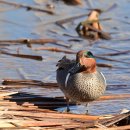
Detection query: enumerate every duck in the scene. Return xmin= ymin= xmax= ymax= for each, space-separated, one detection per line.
xmin=56 ymin=50 xmax=106 ymax=112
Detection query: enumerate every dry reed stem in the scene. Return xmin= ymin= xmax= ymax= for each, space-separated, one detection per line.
xmin=33 ymin=47 xmax=76 ymax=54
xmin=0 ymin=0 xmax=54 ymax=15
xmin=98 ymin=94 xmax=130 ymax=101
xmin=0 ymin=110 xmax=100 ymax=120
xmin=88 ymin=125 xmax=130 ymax=130
xmin=87 ymin=10 xmax=101 ymax=31
xmin=76 ymin=10 xmax=111 ymax=40
xmin=0 ymin=91 xmax=18 ymax=97
xmin=0 ymin=38 xmax=69 ymax=48
xmin=0 ymin=50 xmax=43 ymax=61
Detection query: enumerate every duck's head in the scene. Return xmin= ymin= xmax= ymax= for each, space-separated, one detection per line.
xmin=69 ymin=50 xmax=96 ymax=74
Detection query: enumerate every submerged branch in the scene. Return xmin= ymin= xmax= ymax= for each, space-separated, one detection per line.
xmin=0 ymin=0 xmax=54 ymax=15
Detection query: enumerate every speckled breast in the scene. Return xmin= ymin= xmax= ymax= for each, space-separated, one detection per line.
xmin=57 ymin=70 xmax=106 ymax=103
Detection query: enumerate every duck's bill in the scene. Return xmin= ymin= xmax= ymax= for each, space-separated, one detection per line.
xmin=68 ymin=62 xmax=83 ymax=74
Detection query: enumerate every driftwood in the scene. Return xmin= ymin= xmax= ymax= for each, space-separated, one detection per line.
xmin=2 ymin=79 xmax=130 ymax=103
xmin=0 ymin=90 xmax=129 ymax=129
xmin=0 ymin=0 xmax=54 ymax=15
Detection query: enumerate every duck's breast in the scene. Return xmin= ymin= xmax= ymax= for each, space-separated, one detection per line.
xmin=66 ymin=71 xmax=106 ymax=102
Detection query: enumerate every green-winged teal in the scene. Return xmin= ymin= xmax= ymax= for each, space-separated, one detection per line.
xmin=56 ymin=50 xmax=106 ymax=112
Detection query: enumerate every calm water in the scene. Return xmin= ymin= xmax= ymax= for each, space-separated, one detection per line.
xmin=0 ymin=0 xmax=130 ymax=115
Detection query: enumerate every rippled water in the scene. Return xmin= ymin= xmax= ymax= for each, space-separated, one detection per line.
xmin=0 ymin=0 xmax=130 ymax=115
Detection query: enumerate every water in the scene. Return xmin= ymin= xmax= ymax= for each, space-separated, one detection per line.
xmin=0 ymin=0 xmax=130 ymax=115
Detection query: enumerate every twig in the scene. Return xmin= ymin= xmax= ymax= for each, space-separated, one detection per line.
xmin=0 ymin=50 xmax=43 ymax=61
xmin=2 ymin=79 xmax=58 ymax=88
xmin=97 ymin=50 xmax=130 ymax=56
xmin=94 ymin=122 xmax=108 ymax=128
xmin=0 ymin=39 xmax=69 ymax=48
xmin=89 ymin=125 xmax=130 ymax=130
xmin=97 ymin=94 xmax=130 ymax=101
xmin=0 ymin=0 xmax=54 ymax=15
xmin=33 ymin=47 xmax=76 ymax=54
xmin=97 ymin=63 xmax=112 ymax=68
xmin=98 ymin=45 xmax=120 ymax=52
xmin=95 ymin=56 xmax=130 ymax=64
xmin=0 ymin=106 xmax=55 ymax=113
xmin=85 ymin=24 xmax=111 ymax=40
xmin=99 ymin=111 xmax=130 ymax=127
xmin=108 ymin=84 xmax=127 ymax=87
xmin=0 ymin=18 xmax=27 ymax=27
xmin=0 ymin=110 xmax=100 ymax=120
xmin=17 ymin=68 xmax=29 ymax=80
xmin=55 ymin=13 xmax=88 ymax=26
xmin=0 ymin=91 xmax=18 ymax=97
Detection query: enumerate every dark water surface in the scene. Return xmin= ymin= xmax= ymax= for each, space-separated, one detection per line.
xmin=0 ymin=0 xmax=130 ymax=115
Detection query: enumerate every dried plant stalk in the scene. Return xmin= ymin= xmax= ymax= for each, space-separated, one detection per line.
xmin=0 ymin=0 xmax=54 ymax=15
xmin=0 ymin=38 xmax=69 ymax=48
xmin=76 ymin=10 xmax=111 ymax=40
xmin=33 ymin=47 xmax=76 ymax=54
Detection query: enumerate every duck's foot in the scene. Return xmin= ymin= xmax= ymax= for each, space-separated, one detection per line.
xmin=64 ymin=97 xmax=70 ymax=113
xmin=62 ymin=107 xmax=71 ymax=113
xmin=85 ymin=109 xmax=89 ymax=115
xmin=67 ymin=107 xmax=70 ymax=112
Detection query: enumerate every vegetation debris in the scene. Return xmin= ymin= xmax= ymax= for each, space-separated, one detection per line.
xmin=76 ymin=9 xmax=111 ymax=40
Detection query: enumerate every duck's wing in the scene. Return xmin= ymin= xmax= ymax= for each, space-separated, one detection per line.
xmin=56 ymin=56 xmax=75 ymax=70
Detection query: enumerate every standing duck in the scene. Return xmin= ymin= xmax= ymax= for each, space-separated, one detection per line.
xmin=56 ymin=50 xmax=106 ymax=112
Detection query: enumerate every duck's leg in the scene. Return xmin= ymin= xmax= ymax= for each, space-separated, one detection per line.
xmin=66 ymin=97 xmax=70 ymax=112
xmin=85 ymin=103 xmax=89 ymax=114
